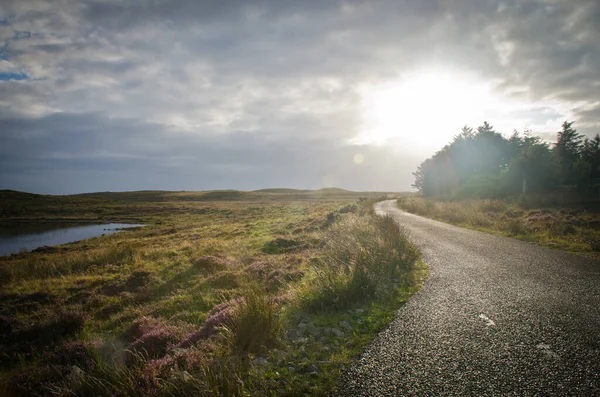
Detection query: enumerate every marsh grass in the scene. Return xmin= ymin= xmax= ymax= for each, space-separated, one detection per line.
xmin=0 ymin=191 xmax=425 ymax=396
xmin=297 ymin=214 xmax=420 ymax=311
xmin=222 ymin=286 xmax=283 ymax=354
xmin=397 ymin=196 xmax=600 ymax=256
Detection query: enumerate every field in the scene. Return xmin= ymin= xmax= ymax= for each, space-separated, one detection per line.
xmin=0 ymin=190 xmax=426 ymax=396
xmin=396 ymin=195 xmax=600 ymax=258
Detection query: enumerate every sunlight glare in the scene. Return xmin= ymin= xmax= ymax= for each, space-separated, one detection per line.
xmin=357 ymin=70 xmax=496 ymax=148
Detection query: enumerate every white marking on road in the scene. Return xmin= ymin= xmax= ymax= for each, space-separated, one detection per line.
xmin=536 ymin=342 xmax=560 ymax=358
xmin=478 ymin=314 xmax=496 ymax=326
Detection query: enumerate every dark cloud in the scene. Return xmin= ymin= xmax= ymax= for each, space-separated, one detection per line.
xmin=0 ymin=113 xmax=419 ymax=194
xmin=0 ymin=0 xmax=598 ymax=193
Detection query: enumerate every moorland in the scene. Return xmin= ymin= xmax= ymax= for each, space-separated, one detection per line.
xmin=0 ymin=189 xmax=426 ymax=396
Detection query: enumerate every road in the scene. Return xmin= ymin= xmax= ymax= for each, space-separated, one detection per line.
xmin=339 ymin=200 xmax=600 ymax=396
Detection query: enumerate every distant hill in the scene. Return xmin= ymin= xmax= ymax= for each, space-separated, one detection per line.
xmin=314 ymin=187 xmax=353 ymax=194
xmin=253 ymin=187 xmax=353 ymax=194
xmin=1 ymin=188 xmax=396 ymax=205
xmin=253 ymin=188 xmax=312 ymax=193
xmin=0 ymin=189 xmax=43 ymax=200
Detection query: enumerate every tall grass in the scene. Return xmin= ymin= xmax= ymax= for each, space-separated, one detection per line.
xmin=0 ymin=244 xmax=138 ymax=283
xmin=298 ymin=214 xmax=420 ymax=311
xmin=0 ymin=197 xmax=426 ymax=396
xmin=222 ymin=286 xmax=282 ymax=354
xmin=397 ymin=196 xmax=600 ymax=255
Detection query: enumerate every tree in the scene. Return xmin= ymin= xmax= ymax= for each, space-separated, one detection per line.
xmin=505 ymin=139 xmax=556 ymax=193
xmin=412 ymin=122 xmax=511 ymax=198
xmin=411 ymin=119 xmax=598 ymax=200
xmin=553 ymin=121 xmax=583 ymax=185
xmin=577 ymin=134 xmax=600 ymax=188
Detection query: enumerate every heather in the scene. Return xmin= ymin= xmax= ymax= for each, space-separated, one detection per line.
xmin=0 ymin=190 xmax=426 ymax=396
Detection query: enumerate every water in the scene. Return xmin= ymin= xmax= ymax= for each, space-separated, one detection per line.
xmin=0 ymin=223 xmax=144 ymax=256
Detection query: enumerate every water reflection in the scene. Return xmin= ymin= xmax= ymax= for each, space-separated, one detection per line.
xmin=0 ymin=223 xmax=143 ymax=256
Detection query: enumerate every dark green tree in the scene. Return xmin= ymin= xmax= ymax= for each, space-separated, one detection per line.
xmin=576 ymin=134 xmax=600 ymax=188
xmin=553 ymin=121 xmax=583 ymax=185
xmin=505 ymin=133 xmax=557 ymax=193
xmin=412 ymin=119 xmax=597 ymax=199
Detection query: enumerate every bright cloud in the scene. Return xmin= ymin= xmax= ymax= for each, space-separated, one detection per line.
xmin=0 ymin=0 xmax=599 ymax=193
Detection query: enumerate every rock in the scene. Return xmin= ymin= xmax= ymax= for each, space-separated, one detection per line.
xmin=307 ymin=325 xmax=322 ymax=337
xmin=288 ymin=366 xmax=296 ymax=373
xmin=287 ymin=329 xmax=299 ymax=340
xmin=355 ymin=309 xmax=365 ymax=314
xmin=339 ymin=320 xmax=351 ymax=329
xmin=253 ymin=357 xmax=268 ymax=366
xmin=298 ymin=346 xmax=307 ymax=357
xmin=297 ymin=322 xmax=307 ymax=329
xmin=331 ymin=328 xmax=345 ymax=338
xmin=272 ymin=349 xmax=288 ymax=360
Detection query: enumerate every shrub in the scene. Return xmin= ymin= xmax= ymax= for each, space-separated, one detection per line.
xmin=504 ymin=219 xmax=529 ymax=236
xmin=478 ymin=199 xmax=507 ymax=213
xmin=245 ymin=260 xmax=302 ymax=292
xmin=223 ymin=287 xmax=282 ymax=354
xmin=44 ymin=340 xmax=99 ymax=370
xmin=244 ymin=260 xmax=274 ymax=278
xmin=138 ymin=356 xmax=177 ymax=392
xmin=18 ymin=310 xmax=87 ymax=346
xmin=8 ymin=364 xmax=74 ymax=397
xmin=123 ymin=317 xmax=165 ymax=342
xmin=127 ymin=324 xmax=180 ymax=361
xmin=190 ymin=255 xmax=230 ymax=273
xmin=177 ymin=302 xmax=237 ymax=347
xmin=261 ymin=237 xmax=304 ymax=254
xmin=298 ymin=214 xmax=420 ymax=311
xmin=124 ymin=271 xmax=153 ymax=290
xmin=206 ymin=271 xmax=240 ymax=290
xmin=338 ymin=203 xmax=359 ymax=214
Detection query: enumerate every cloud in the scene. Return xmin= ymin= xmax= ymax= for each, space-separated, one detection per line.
xmin=0 ymin=0 xmax=598 ymax=193
xmin=0 ymin=112 xmax=420 ymax=194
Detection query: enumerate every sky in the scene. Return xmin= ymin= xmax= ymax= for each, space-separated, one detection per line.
xmin=0 ymin=0 xmax=599 ymax=194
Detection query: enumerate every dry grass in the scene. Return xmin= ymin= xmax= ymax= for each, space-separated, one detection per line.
xmin=296 ymin=214 xmax=420 ymax=312
xmin=397 ymin=196 xmax=600 ymax=257
xmin=0 ymin=191 xmax=425 ymax=396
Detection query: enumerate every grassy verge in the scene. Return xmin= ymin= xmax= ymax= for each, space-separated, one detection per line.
xmin=397 ymin=196 xmax=600 ymax=258
xmin=0 ymin=192 xmax=425 ymax=396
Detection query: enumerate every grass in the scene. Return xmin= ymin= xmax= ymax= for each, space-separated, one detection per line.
xmin=0 ymin=190 xmax=425 ymax=396
xmin=396 ymin=195 xmax=600 ymax=258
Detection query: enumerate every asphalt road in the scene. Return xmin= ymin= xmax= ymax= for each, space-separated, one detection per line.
xmin=339 ymin=200 xmax=600 ymax=396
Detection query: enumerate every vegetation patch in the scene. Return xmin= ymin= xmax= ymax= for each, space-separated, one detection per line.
xmin=0 ymin=191 xmax=425 ymax=396
xmin=397 ymin=196 xmax=600 ymax=257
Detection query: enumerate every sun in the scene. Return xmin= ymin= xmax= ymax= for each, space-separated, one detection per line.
xmin=357 ymin=69 xmax=495 ymax=148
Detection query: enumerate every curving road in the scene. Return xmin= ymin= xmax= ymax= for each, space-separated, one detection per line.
xmin=339 ymin=200 xmax=600 ymax=396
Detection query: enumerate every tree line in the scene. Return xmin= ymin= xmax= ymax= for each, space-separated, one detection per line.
xmin=413 ymin=121 xmax=600 ymax=199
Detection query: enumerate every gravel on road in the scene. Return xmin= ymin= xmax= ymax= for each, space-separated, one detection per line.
xmin=338 ymin=200 xmax=600 ymax=396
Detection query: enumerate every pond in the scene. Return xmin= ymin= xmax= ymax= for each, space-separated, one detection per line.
xmin=0 ymin=223 xmax=144 ymax=256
